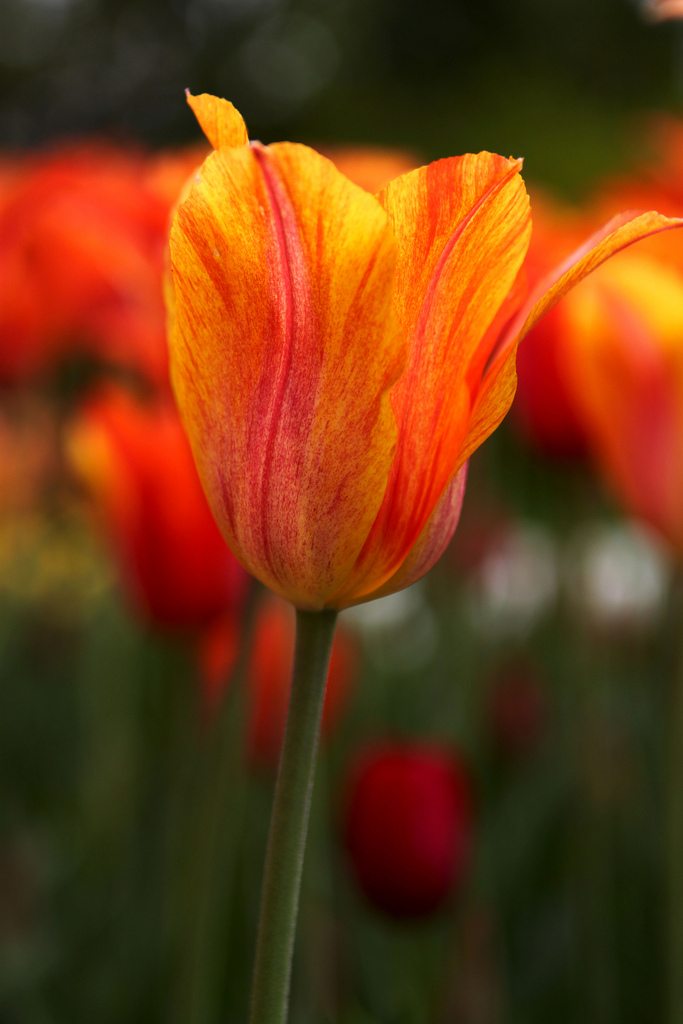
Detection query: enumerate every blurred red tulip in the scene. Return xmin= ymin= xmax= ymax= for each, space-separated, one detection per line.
xmin=66 ymin=386 xmax=248 ymax=630
xmin=345 ymin=744 xmax=472 ymax=917
xmin=247 ymin=597 xmax=357 ymax=768
xmin=0 ymin=144 xmax=203 ymax=388
xmin=487 ymin=661 xmax=547 ymax=759
xmin=196 ymin=610 xmax=242 ymax=714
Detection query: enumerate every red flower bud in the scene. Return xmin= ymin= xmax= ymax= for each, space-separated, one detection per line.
xmin=345 ymin=744 xmax=472 ymax=917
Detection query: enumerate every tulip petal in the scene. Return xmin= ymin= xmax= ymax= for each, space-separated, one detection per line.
xmin=460 ymin=208 xmax=683 ymax=467
xmin=348 ymin=463 xmax=468 ymax=606
xmin=510 ymin=209 xmax=683 ymax=345
xmin=331 ymin=154 xmax=530 ymax=604
xmin=169 ymin=141 xmax=405 ymax=609
xmin=186 ymin=91 xmax=248 ymax=150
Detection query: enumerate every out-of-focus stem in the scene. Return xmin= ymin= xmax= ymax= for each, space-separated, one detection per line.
xmin=248 ymin=608 xmax=338 ymax=1024
xmin=182 ymin=589 xmax=261 ymax=1024
xmin=668 ymin=571 xmax=683 ymax=1024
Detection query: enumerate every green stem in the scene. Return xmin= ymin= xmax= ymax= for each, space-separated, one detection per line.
xmin=668 ymin=571 xmax=683 ymax=1024
xmin=248 ymin=607 xmax=338 ymax=1024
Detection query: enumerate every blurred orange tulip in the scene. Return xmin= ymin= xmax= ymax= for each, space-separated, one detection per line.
xmin=167 ymin=93 xmax=681 ymax=609
xmin=642 ymin=0 xmax=683 ymax=20
xmin=559 ymin=247 xmax=683 ymax=552
xmin=516 ymin=123 xmax=683 ymax=552
xmin=0 ymin=144 xmax=203 ymax=387
xmin=67 ymin=386 xmax=248 ymax=630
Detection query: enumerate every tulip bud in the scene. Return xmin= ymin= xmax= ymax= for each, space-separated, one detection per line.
xmin=345 ymin=744 xmax=472 ymax=917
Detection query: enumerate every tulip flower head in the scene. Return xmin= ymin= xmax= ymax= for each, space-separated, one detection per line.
xmin=345 ymin=743 xmax=472 ymax=917
xmin=167 ymin=92 xmax=681 ymax=610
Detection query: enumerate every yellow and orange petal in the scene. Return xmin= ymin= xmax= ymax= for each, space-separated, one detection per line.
xmin=169 ymin=139 xmax=405 ymax=609
xmin=186 ymin=91 xmax=248 ymax=150
xmin=330 ymin=153 xmax=531 ymax=605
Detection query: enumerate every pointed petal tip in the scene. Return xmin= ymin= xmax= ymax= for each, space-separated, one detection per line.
xmin=185 ymin=91 xmax=248 ymax=151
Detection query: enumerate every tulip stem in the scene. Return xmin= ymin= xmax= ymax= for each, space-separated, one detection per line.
xmin=248 ymin=607 xmax=338 ymax=1024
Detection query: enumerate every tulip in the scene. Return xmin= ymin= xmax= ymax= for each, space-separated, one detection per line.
xmin=166 ymin=93 xmax=682 ymax=1024
xmin=246 ymin=596 xmax=356 ymax=767
xmin=0 ymin=144 xmax=202 ymax=388
xmin=515 ymin=168 xmax=683 ymax=549
xmin=345 ymin=743 xmax=472 ymax=917
xmin=167 ymin=92 xmax=680 ymax=612
xmin=512 ymin=192 xmax=599 ymax=458
xmin=558 ymin=248 xmax=683 ymax=552
xmin=66 ymin=386 xmax=248 ymax=631
xmin=512 ymin=135 xmax=683 ymax=1024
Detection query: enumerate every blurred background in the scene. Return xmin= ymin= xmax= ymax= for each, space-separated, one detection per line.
xmin=1 ymin=0 xmax=681 ymax=188
xmin=1 ymin=1 xmax=683 ymax=1023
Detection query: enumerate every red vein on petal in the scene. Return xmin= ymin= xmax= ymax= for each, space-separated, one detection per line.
xmin=338 ymin=158 xmax=525 ymax=601
xmin=251 ymin=143 xmax=313 ymax=579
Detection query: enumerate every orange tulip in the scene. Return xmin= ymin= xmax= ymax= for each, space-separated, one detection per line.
xmin=515 ymin=121 xmax=683 ymax=552
xmin=246 ymin=596 xmax=357 ymax=767
xmin=555 ymin=247 xmax=683 ymax=552
xmin=513 ymin=192 xmax=596 ymax=458
xmin=167 ymin=92 xmax=681 ymax=610
xmin=67 ymin=386 xmax=248 ymax=630
xmin=0 ymin=144 xmax=203 ymax=387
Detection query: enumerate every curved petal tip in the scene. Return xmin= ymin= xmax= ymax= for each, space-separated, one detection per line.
xmin=186 ymin=91 xmax=248 ymax=151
